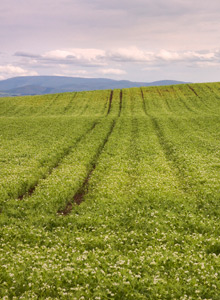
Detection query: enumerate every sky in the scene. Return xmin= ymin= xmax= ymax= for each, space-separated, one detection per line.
xmin=0 ymin=0 xmax=220 ymax=82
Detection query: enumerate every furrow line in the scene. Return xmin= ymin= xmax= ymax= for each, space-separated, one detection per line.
xmin=187 ymin=84 xmax=199 ymax=97
xmin=177 ymin=85 xmax=209 ymax=110
xmin=204 ymin=84 xmax=220 ymax=101
xmin=60 ymin=92 xmax=122 ymax=214
xmin=107 ymin=90 xmax=113 ymax=115
xmin=140 ymin=88 xmax=147 ymax=115
xmin=150 ymin=117 xmax=189 ymax=193
xmin=170 ymin=86 xmax=194 ymax=112
xmin=58 ymin=119 xmax=116 ymax=215
xmin=102 ymin=92 xmax=110 ymax=114
xmin=18 ymin=120 xmax=99 ymax=201
xmin=79 ymin=97 xmax=90 ymax=115
xmin=119 ymin=89 xmax=123 ymax=117
xmin=63 ymin=92 xmax=77 ymax=113
xmin=162 ymin=95 xmax=172 ymax=112
xmin=41 ymin=94 xmax=61 ymax=114
xmin=177 ymin=95 xmax=194 ymax=112
xmin=140 ymin=88 xmax=192 ymax=195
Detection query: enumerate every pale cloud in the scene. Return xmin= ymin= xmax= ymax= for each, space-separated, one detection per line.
xmin=14 ymin=49 xmax=107 ymax=68
xmin=69 ymin=70 xmax=89 ymax=75
xmin=43 ymin=49 xmax=105 ymax=61
xmin=185 ymin=51 xmax=217 ymax=60
xmin=14 ymin=51 xmax=40 ymax=59
xmin=0 ymin=64 xmax=38 ymax=79
xmin=15 ymin=47 xmax=220 ymax=66
xmin=196 ymin=61 xmax=220 ymax=68
xmin=107 ymin=47 xmax=154 ymax=62
xmin=56 ymin=69 xmax=89 ymax=76
xmin=53 ymin=73 xmax=90 ymax=78
xmin=11 ymin=47 xmax=220 ymax=82
xmin=98 ymin=68 xmax=126 ymax=75
xmin=155 ymin=49 xmax=220 ymax=64
xmin=157 ymin=50 xmax=181 ymax=61
xmin=156 ymin=50 xmax=219 ymax=62
xmin=1 ymin=0 xmax=220 ymax=82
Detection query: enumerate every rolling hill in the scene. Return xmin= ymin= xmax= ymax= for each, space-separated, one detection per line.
xmin=0 ymin=75 xmax=188 ymax=96
xmin=0 ymin=82 xmax=220 ymax=298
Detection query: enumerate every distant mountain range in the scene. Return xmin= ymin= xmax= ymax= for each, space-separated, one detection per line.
xmin=0 ymin=76 xmax=189 ymax=96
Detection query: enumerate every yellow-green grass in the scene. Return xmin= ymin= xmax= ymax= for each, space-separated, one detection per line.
xmin=0 ymin=83 xmax=220 ymax=299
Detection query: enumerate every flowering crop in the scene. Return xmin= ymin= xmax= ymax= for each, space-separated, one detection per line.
xmin=0 ymin=84 xmax=220 ymax=299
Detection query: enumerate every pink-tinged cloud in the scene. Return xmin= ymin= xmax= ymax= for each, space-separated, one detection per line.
xmin=1 ymin=0 xmax=220 ymax=82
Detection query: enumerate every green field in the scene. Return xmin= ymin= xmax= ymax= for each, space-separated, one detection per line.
xmin=0 ymin=83 xmax=220 ymax=299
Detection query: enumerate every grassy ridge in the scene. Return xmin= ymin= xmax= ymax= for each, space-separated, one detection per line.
xmin=0 ymin=83 xmax=220 ymax=299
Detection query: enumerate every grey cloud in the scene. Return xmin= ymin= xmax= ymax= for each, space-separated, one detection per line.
xmin=14 ymin=48 xmax=220 ymax=68
xmin=2 ymin=47 xmax=220 ymax=82
xmin=14 ymin=50 xmax=106 ymax=68
xmin=14 ymin=52 xmax=41 ymax=59
xmin=79 ymin=0 xmax=220 ymax=19
xmin=1 ymin=0 xmax=220 ymax=54
xmin=1 ymin=0 xmax=220 ymax=82
xmin=81 ymin=0 xmax=192 ymax=16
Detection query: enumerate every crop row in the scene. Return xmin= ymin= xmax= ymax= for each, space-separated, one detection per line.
xmin=1 ymin=113 xmax=220 ymax=298
xmin=1 ymin=83 xmax=220 ymax=299
xmin=0 ymin=90 xmax=112 ymax=117
xmin=0 ymin=116 xmax=101 ymax=206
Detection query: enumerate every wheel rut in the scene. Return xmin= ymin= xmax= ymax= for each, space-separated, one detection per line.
xmin=140 ymin=88 xmax=192 ymax=195
xmin=63 ymin=92 xmax=77 ymax=113
xmin=119 ymin=90 xmax=123 ymax=117
xmin=18 ymin=121 xmax=99 ymax=201
xmin=140 ymin=88 xmax=147 ymax=115
xmin=107 ymin=90 xmax=113 ymax=115
xmin=41 ymin=94 xmax=61 ymax=114
xmin=187 ymin=84 xmax=199 ymax=97
xmin=58 ymin=119 xmax=116 ymax=215
xmin=59 ymin=91 xmax=123 ymax=215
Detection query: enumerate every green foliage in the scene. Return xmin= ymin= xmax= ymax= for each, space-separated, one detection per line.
xmin=0 ymin=84 xmax=220 ymax=299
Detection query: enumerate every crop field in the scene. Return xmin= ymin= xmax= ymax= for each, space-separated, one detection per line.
xmin=0 ymin=83 xmax=220 ymax=299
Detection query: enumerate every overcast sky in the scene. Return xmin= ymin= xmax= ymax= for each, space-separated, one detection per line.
xmin=0 ymin=0 xmax=220 ymax=82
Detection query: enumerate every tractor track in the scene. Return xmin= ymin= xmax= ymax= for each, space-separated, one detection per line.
xmin=63 ymin=92 xmax=77 ymax=113
xmin=18 ymin=120 xmax=99 ymax=201
xmin=107 ymin=90 xmax=113 ymax=115
xmin=187 ymin=84 xmax=199 ymax=97
xmin=58 ymin=119 xmax=116 ymax=215
xmin=140 ymin=87 xmax=192 ymax=195
xmin=119 ymin=89 xmax=123 ymax=117
xmin=40 ymin=94 xmax=61 ymax=115
xmin=59 ymin=90 xmax=123 ymax=215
